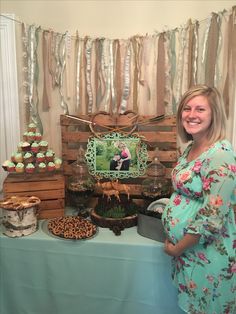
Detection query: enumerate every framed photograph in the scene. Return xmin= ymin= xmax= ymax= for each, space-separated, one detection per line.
xmin=85 ymin=132 xmax=148 ymax=179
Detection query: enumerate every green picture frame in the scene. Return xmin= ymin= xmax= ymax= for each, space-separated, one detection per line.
xmin=85 ymin=132 xmax=148 ymax=179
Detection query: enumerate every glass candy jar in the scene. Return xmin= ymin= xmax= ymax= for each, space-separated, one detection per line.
xmin=142 ymin=149 xmax=170 ymax=202
xmin=67 ymin=147 xmax=95 ymax=215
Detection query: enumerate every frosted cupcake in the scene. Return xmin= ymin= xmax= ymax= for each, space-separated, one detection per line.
xmin=17 ymin=141 xmax=24 ymax=152
xmin=21 ymin=141 xmax=31 ymax=152
xmin=47 ymin=161 xmax=55 ymax=172
xmin=28 ymin=123 xmax=37 ymax=132
xmin=35 ymin=132 xmax=42 ymax=142
xmin=2 ymin=160 xmax=11 ymax=171
xmin=11 ymin=152 xmax=16 ymax=163
xmin=24 ymin=152 xmax=34 ymax=164
xmin=23 ymin=131 xmax=29 ymax=141
xmin=36 ymin=152 xmax=45 ymax=163
xmin=25 ymin=163 xmax=35 ymax=174
xmin=14 ymin=152 xmax=23 ymax=163
xmin=7 ymin=162 xmax=16 ymax=173
xmin=31 ymin=142 xmax=39 ymax=153
xmin=27 ymin=131 xmax=35 ymax=142
xmin=54 ymin=158 xmax=62 ymax=170
xmin=39 ymin=141 xmax=48 ymax=152
xmin=38 ymin=162 xmax=47 ymax=173
xmin=15 ymin=162 xmax=25 ymax=173
xmin=45 ymin=150 xmax=55 ymax=162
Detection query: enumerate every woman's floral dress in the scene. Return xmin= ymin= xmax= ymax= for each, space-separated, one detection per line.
xmin=162 ymin=140 xmax=236 ymax=314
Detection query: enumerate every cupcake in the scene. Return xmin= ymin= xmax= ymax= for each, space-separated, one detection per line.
xmin=11 ymin=152 xmax=16 ymax=163
xmin=15 ymin=162 xmax=25 ymax=173
xmin=21 ymin=141 xmax=31 ymax=152
xmin=31 ymin=142 xmax=39 ymax=154
xmin=54 ymin=158 xmax=62 ymax=170
xmin=36 ymin=152 xmax=45 ymax=163
xmin=27 ymin=131 xmax=35 ymax=142
xmin=47 ymin=161 xmax=55 ymax=172
xmin=14 ymin=152 xmax=23 ymax=163
xmin=24 ymin=152 xmax=34 ymax=164
xmin=2 ymin=160 xmax=11 ymax=171
xmin=39 ymin=141 xmax=48 ymax=152
xmin=17 ymin=141 xmax=24 ymax=152
xmin=25 ymin=163 xmax=35 ymax=174
xmin=28 ymin=123 xmax=37 ymax=132
xmin=38 ymin=162 xmax=46 ymax=173
xmin=23 ymin=131 xmax=29 ymax=141
xmin=45 ymin=150 xmax=55 ymax=162
xmin=35 ymin=132 xmax=42 ymax=142
xmin=7 ymin=162 xmax=16 ymax=173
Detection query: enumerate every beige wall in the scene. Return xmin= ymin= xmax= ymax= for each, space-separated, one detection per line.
xmin=1 ymin=0 xmax=236 ymax=38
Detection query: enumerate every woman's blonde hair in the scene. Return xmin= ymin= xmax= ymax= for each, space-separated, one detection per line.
xmin=177 ymin=85 xmax=227 ymax=143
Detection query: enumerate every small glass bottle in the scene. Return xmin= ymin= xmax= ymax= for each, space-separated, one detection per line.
xmin=142 ymin=148 xmax=170 ymax=202
xmin=67 ymin=146 xmax=95 ymax=215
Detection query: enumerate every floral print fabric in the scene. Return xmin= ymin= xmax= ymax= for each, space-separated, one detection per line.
xmin=162 ymin=140 xmax=236 ymax=314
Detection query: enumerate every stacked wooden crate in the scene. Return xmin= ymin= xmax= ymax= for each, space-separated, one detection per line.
xmin=60 ymin=114 xmax=177 ymax=202
xmin=3 ymin=173 xmax=65 ymax=219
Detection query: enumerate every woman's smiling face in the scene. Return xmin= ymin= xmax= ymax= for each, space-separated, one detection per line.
xmin=181 ymin=95 xmax=212 ymax=141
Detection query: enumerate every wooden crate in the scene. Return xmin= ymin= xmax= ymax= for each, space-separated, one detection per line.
xmin=60 ymin=114 xmax=177 ymax=201
xmin=3 ymin=173 xmax=65 ymax=219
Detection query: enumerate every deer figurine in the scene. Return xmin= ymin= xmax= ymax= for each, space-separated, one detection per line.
xmin=103 ymin=189 xmax=120 ymax=202
xmin=111 ymin=180 xmax=130 ymax=200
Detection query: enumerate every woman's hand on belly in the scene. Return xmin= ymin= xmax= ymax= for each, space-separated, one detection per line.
xmin=164 ymin=233 xmax=200 ymax=257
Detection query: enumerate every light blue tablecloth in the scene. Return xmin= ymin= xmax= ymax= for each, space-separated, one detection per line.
xmin=0 ymin=220 xmax=184 ymax=314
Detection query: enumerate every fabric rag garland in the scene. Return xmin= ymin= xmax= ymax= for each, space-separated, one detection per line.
xmin=16 ymin=6 xmax=236 ymax=125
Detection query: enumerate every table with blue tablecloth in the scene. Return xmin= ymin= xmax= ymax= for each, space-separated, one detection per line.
xmin=0 ymin=219 xmax=184 ymax=314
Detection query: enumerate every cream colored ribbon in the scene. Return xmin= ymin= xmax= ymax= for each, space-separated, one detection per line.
xmin=120 ymin=41 xmax=131 ymax=114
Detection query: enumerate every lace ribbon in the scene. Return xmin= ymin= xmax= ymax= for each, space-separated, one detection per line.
xmin=85 ymin=37 xmax=93 ymax=114
xmin=156 ymin=33 xmax=166 ymax=116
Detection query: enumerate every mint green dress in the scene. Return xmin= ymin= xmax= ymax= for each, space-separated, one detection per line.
xmin=162 ymin=140 xmax=236 ymax=314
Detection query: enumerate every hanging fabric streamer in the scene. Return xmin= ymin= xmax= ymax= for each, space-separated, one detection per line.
xmin=85 ymin=37 xmax=93 ymax=114
xmin=23 ymin=24 xmax=43 ymax=134
xmin=164 ymin=32 xmax=173 ymax=116
xmin=156 ymin=32 xmax=166 ymax=116
xmin=100 ymin=39 xmax=111 ymax=112
xmin=114 ymin=39 xmax=122 ymax=114
xmin=22 ymin=23 xmax=30 ymax=122
xmin=187 ymin=20 xmax=195 ymax=88
xmin=175 ymin=24 xmax=187 ymax=105
xmin=109 ymin=39 xmax=116 ymax=114
xmin=192 ymin=21 xmax=199 ymax=85
xmin=223 ymin=6 xmax=236 ymax=117
xmin=120 ymin=41 xmax=131 ymax=114
xmin=65 ymin=33 xmax=72 ymax=100
xmin=42 ymin=30 xmax=53 ymax=111
xmin=75 ymin=31 xmax=81 ymax=112
xmin=131 ymin=36 xmax=141 ymax=113
xmin=94 ymin=38 xmax=106 ymax=111
xmin=57 ymin=32 xmax=69 ymax=114
xmin=169 ymin=30 xmax=177 ymax=114
xmin=204 ymin=13 xmax=220 ymax=86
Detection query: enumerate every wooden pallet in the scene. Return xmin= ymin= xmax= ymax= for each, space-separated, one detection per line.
xmin=3 ymin=173 xmax=65 ymax=219
xmin=60 ymin=114 xmax=177 ymax=201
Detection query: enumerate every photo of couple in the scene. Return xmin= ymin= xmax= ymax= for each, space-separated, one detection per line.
xmin=109 ymin=142 xmax=131 ymax=171
xmin=87 ymin=134 xmax=148 ymax=179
